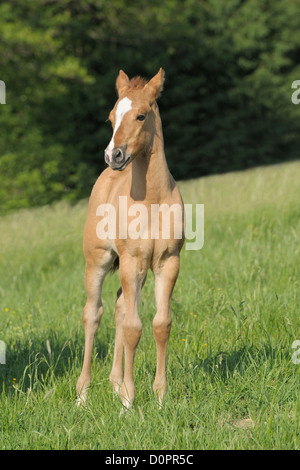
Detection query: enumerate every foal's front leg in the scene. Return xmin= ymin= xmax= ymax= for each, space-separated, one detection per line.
xmin=110 ymin=274 xmax=147 ymax=395
xmin=118 ymin=258 xmax=145 ymax=409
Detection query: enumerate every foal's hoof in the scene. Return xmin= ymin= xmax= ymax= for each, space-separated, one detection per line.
xmin=76 ymin=394 xmax=87 ymax=408
xmin=120 ymin=395 xmax=133 ymax=410
xmin=119 ymin=406 xmax=129 ymax=417
xmin=109 ymin=376 xmax=122 ymax=396
xmin=119 ymin=402 xmax=135 ymax=418
xmin=76 ymin=377 xmax=89 ymax=407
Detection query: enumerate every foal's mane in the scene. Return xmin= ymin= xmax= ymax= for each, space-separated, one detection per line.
xmin=128 ymin=76 xmax=148 ymax=90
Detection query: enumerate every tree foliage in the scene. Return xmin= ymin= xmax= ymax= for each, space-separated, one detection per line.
xmin=0 ymin=0 xmax=300 ymax=212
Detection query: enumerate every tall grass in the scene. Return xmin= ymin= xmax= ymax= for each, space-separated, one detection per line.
xmin=0 ymin=161 xmax=299 ymax=449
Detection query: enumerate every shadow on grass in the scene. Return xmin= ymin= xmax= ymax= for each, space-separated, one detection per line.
xmin=190 ymin=343 xmax=291 ymax=384
xmin=0 ymin=331 xmax=109 ymax=396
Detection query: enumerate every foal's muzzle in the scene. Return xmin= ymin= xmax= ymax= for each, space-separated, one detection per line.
xmin=105 ymin=146 xmax=129 ymax=171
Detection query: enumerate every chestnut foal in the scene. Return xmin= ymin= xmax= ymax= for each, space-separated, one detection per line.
xmin=76 ymin=69 xmax=184 ymax=409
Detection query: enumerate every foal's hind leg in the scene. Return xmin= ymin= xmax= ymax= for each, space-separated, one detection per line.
xmin=109 ymin=287 xmax=125 ymax=394
xmin=76 ymin=251 xmax=111 ymax=405
xmin=153 ymin=255 xmax=180 ymax=406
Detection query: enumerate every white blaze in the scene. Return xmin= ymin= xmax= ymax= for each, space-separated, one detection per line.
xmin=107 ymin=97 xmax=132 ymax=159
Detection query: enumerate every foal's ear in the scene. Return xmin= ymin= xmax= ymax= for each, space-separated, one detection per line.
xmin=144 ymin=68 xmax=165 ymax=105
xmin=116 ymin=70 xmax=130 ymax=97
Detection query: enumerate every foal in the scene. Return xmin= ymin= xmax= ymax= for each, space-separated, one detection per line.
xmin=76 ymin=69 xmax=184 ymax=409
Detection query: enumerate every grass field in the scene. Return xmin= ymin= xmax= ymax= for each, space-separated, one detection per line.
xmin=0 ymin=161 xmax=300 ymax=450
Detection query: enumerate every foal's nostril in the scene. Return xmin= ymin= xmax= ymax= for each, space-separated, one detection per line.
xmin=113 ymin=148 xmax=123 ymax=162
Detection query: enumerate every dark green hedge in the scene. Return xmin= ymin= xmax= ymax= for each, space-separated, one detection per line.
xmin=0 ymin=0 xmax=300 ymax=212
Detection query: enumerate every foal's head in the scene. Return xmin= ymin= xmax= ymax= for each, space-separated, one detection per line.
xmin=105 ymin=69 xmax=165 ymax=171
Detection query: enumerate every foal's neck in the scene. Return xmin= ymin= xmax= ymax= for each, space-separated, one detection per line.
xmin=130 ymin=103 xmax=171 ymax=202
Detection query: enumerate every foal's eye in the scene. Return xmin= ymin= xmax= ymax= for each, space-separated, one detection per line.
xmin=136 ymin=114 xmax=146 ymax=122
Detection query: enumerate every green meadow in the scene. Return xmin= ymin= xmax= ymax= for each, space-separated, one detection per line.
xmin=0 ymin=161 xmax=299 ymax=449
